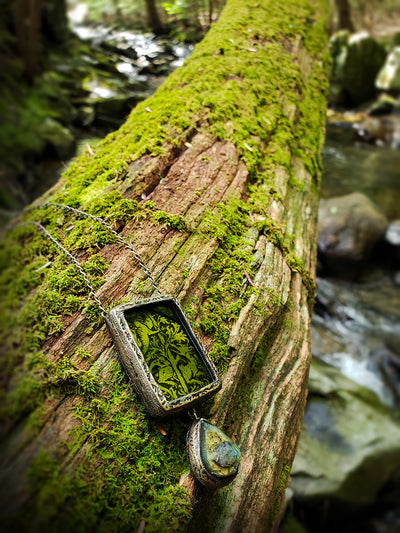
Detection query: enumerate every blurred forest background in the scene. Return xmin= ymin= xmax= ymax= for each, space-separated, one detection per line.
xmin=1 ymin=0 xmax=400 ymax=532
xmin=0 ymin=0 xmax=399 ymax=215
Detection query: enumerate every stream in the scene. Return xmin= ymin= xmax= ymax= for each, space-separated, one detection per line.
xmin=68 ymin=23 xmax=193 ymax=154
xmin=315 ymin=120 xmax=400 ymax=410
xmin=322 ymin=121 xmax=400 ymax=218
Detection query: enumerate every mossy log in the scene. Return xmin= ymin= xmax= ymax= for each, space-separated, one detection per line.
xmin=0 ymin=0 xmax=329 ymax=531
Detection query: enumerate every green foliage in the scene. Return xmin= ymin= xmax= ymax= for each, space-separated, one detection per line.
xmin=71 ymin=0 xmax=149 ymax=28
xmin=75 ymin=0 xmax=222 ymax=39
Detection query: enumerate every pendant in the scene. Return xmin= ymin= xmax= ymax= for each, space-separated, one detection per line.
xmin=105 ymin=295 xmax=221 ymax=417
xmin=187 ymin=418 xmax=241 ymax=488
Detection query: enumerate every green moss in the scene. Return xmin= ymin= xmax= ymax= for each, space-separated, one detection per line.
xmin=1 ymin=350 xmax=101 ymax=428
xmin=15 ymin=365 xmax=191 ymax=533
xmin=0 ymin=358 xmax=190 ymax=532
xmin=149 ymin=210 xmax=188 ymax=231
xmin=194 ymin=199 xmax=259 ymax=370
xmin=269 ymin=463 xmax=291 ymax=524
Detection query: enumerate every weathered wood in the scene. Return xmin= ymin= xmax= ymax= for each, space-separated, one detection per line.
xmin=0 ymin=0 xmax=329 ymax=531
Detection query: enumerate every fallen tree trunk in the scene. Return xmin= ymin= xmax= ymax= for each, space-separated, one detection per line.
xmin=0 ymin=0 xmax=329 ymax=531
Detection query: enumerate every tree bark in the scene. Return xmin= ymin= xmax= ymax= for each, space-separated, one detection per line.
xmin=15 ymin=0 xmax=42 ymax=81
xmin=0 ymin=0 xmax=329 ymax=531
xmin=145 ymin=0 xmax=164 ymax=35
xmin=335 ymin=0 xmax=355 ymax=32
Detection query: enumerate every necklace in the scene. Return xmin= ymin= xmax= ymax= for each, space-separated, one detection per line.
xmin=17 ymin=202 xmax=241 ymax=489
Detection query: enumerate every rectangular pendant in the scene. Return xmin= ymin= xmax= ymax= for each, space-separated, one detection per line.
xmin=105 ymin=295 xmax=221 ymax=417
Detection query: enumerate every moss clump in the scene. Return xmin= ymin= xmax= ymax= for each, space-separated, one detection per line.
xmin=12 ymin=366 xmax=191 ymax=533
xmin=1 ymin=350 xmax=101 ymax=431
xmin=194 ymin=199 xmax=255 ymax=368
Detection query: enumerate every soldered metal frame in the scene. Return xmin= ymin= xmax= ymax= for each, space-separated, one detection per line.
xmin=105 ymin=294 xmax=221 ymax=418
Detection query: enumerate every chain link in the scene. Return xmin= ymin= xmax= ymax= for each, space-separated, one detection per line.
xmin=19 ymin=202 xmax=162 ymax=315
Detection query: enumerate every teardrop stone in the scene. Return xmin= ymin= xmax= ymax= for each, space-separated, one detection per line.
xmin=211 ymin=440 xmax=240 ymax=468
xmin=200 ymin=420 xmax=241 ymax=478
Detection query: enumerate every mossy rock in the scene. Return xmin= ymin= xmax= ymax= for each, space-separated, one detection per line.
xmin=291 ymin=357 xmax=400 ymax=505
xmin=376 ymin=47 xmax=400 ymax=92
xmin=329 ymin=31 xmax=386 ymax=107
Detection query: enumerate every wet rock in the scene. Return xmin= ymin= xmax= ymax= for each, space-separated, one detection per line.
xmin=352 ymin=116 xmax=389 ymax=144
xmin=94 ymin=93 xmax=149 ymax=125
xmin=74 ymin=104 xmax=96 ymax=127
xmin=352 ymin=114 xmax=400 ymax=149
xmin=312 ymin=276 xmax=400 ymax=406
xmin=367 ymin=94 xmax=400 ymax=116
xmin=376 ymin=47 xmax=400 ymax=92
xmin=386 ymin=220 xmax=400 ymax=247
xmin=322 ymin=120 xmax=400 ymax=218
xmin=291 ymin=357 xmax=400 ymax=505
xmin=318 ymin=193 xmax=388 ymax=279
xmin=100 ymin=40 xmax=139 ymax=60
xmin=138 ymin=59 xmax=172 ymax=77
xmin=329 ymin=31 xmax=386 ymax=107
xmin=383 ymin=220 xmax=400 ymax=266
xmin=392 ymin=32 xmax=400 ymax=48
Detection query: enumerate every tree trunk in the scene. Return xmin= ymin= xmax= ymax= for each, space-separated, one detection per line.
xmin=0 ymin=0 xmax=329 ymax=531
xmin=15 ymin=0 xmax=42 ymax=81
xmin=145 ymin=0 xmax=164 ymax=35
xmin=13 ymin=0 xmax=69 ymax=81
xmin=335 ymin=0 xmax=355 ymax=31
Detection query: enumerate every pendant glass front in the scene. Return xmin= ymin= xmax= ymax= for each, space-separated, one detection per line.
xmin=124 ymin=303 xmax=210 ymax=401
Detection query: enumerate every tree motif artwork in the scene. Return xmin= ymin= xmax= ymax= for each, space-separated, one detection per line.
xmin=124 ymin=305 xmax=210 ymax=401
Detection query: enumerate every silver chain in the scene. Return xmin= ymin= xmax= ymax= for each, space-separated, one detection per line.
xmin=19 ymin=202 xmax=162 ymax=316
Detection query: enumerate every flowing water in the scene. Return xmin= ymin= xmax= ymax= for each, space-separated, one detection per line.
xmin=7 ymin=25 xmax=194 ymax=212
xmin=315 ymin=120 xmax=400 ymax=408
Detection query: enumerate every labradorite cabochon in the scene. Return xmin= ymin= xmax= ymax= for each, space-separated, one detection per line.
xmin=187 ymin=418 xmax=241 ymax=487
xmin=200 ymin=420 xmax=241 ymax=477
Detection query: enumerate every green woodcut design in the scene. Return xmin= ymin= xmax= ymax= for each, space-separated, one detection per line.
xmin=124 ymin=305 xmax=210 ymax=401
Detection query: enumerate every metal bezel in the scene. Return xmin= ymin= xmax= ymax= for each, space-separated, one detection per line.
xmin=105 ymin=295 xmax=221 ymax=417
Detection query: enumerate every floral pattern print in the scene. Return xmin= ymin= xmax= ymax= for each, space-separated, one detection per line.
xmin=125 ymin=305 xmax=210 ymax=401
